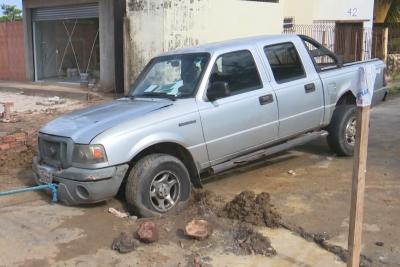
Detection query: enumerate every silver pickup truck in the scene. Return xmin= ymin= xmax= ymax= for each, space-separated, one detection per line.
xmin=33 ymin=35 xmax=387 ymax=217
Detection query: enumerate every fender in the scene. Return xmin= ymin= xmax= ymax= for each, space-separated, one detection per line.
xmin=127 ymin=133 xmax=203 ymax=188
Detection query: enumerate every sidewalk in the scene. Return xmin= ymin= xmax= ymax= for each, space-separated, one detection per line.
xmin=0 ymin=80 xmax=114 ymax=101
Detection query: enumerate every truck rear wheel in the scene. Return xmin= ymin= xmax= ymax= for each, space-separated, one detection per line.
xmin=327 ymin=105 xmax=357 ymax=156
xmin=125 ymin=153 xmax=191 ymax=217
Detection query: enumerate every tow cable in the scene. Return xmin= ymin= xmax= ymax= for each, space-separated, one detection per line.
xmin=0 ymin=183 xmax=58 ymax=203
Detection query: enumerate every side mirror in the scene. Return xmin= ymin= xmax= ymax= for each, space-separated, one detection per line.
xmin=206 ymin=81 xmax=230 ymax=101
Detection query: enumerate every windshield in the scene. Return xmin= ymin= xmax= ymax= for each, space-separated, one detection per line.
xmin=129 ymin=53 xmax=210 ymax=100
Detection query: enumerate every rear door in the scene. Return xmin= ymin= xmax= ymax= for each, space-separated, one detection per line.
xmin=260 ymin=40 xmax=324 ymax=139
xmin=196 ymin=48 xmax=279 ymax=165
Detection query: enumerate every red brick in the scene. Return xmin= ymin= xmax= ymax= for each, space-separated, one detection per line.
xmin=3 ymin=135 xmax=16 ymax=143
xmin=16 ymin=137 xmax=27 ymax=142
xmin=0 ymin=143 xmax=10 ymax=151
xmin=14 ymin=132 xmax=27 ymax=140
xmin=9 ymin=142 xmax=17 ymax=149
xmin=13 ymin=146 xmax=27 ymax=153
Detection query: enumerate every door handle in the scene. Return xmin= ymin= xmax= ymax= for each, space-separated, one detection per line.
xmin=259 ymin=94 xmax=274 ymax=105
xmin=305 ymin=83 xmax=316 ymax=93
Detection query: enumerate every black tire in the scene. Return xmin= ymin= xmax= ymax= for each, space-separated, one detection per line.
xmin=125 ymin=153 xmax=191 ymax=217
xmin=327 ymin=105 xmax=357 ymax=156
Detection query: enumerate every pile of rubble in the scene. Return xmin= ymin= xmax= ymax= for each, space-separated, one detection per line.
xmin=0 ymin=102 xmax=14 ymax=123
xmin=110 ymin=190 xmax=282 ymax=267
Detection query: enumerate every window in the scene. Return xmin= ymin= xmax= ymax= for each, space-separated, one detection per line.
xmin=209 ymin=50 xmax=262 ymax=95
xmin=264 ymin=43 xmax=306 ymax=83
xmin=130 ymin=53 xmax=209 ymax=99
xmin=283 ymin=17 xmax=295 ymax=30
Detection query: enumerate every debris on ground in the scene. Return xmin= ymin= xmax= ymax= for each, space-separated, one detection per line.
xmin=137 ymin=222 xmax=159 ymax=243
xmin=191 ymin=189 xmax=221 ymax=216
xmin=222 ymin=191 xmax=281 ymax=228
xmin=185 ymin=254 xmax=213 ymax=267
xmin=36 ymin=96 xmax=67 ymax=106
xmin=281 ymin=223 xmax=372 ymax=267
xmin=129 ymin=215 xmax=138 ymax=221
xmin=111 ymin=232 xmax=139 ymax=253
xmin=184 ymin=219 xmax=211 ymax=240
xmin=0 ymin=102 xmax=14 ymax=122
xmin=375 ymin=241 xmax=384 ymax=247
xmin=108 ymin=208 xmax=129 ymax=218
xmin=287 ymin=170 xmax=296 ymax=176
xmin=230 ymin=225 xmax=276 ymax=257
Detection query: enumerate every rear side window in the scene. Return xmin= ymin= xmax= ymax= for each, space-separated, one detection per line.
xmin=264 ymin=43 xmax=306 ymax=83
xmin=209 ymin=50 xmax=262 ymax=95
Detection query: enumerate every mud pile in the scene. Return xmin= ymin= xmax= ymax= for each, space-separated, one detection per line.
xmin=222 ymin=191 xmax=281 ymax=228
xmin=0 ymin=146 xmax=36 ymax=170
xmin=230 ymin=225 xmax=276 ymax=257
xmin=190 ymin=189 xmax=223 ymax=216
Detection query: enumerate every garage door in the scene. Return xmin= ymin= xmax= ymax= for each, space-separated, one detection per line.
xmin=32 ymin=3 xmax=99 ymax=21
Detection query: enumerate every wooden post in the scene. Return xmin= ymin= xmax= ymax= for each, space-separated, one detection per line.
xmin=383 ymin=27 xmax=389 ymax=64
xmin=347 ymin=106 xmax=371 ymax=267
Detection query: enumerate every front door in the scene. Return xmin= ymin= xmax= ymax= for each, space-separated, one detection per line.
xmin=197 ymin=49 xmax=279 ymax=165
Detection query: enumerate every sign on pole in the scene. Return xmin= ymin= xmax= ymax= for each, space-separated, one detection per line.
xmin=347 ymin=65 xmax=377 ymax=267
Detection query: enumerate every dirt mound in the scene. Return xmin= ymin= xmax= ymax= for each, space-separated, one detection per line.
xmin=222 ymin=191 xmax=281 ymax=228
xmin=191 ymin=189 xmax=223 ymax=216
xmin=230 ymin=225 xmax=276 ymax=257
xmin=0 ymin=146 xmax=36 ymax=170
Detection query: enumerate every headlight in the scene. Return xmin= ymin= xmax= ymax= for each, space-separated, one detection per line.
xmin=72 ymin=144 xmax=108 ymax=165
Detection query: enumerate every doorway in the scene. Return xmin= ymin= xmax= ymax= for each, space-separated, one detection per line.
xmin=334 ymin=22 xmax=364 ymax=63
xmin=33 ymin=18 xmax=99 ymax=84
xmin=32 ymin=4 xmax=100 ymax=84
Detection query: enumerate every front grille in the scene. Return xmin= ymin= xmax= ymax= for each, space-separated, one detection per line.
xmin=38 ymin=134 xmax=73 ymax=169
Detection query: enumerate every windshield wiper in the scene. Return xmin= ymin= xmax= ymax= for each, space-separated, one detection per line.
xmin=135 ymin=92 xmax=176 ymax=101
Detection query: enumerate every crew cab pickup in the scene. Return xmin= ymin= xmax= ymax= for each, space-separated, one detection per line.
xmin=33 ymin=35 xmax=387 ymax=217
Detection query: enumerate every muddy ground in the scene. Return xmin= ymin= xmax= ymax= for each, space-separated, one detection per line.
xmin=0 ymin=94 xmax=399 ymax=267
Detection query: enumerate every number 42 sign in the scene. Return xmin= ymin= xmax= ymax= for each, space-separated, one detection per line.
xmin=347 ymin=8 xmax=358 ymax=17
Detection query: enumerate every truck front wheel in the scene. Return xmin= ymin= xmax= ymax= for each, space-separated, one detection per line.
xmin=125 ymin=153 xmax=192 ymax=217
xmin=327 ymin=105 xmax=357 ymax=156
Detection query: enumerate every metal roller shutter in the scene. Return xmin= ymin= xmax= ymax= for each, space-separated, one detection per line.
xmin=32 ymin=3 xmax=99 ymax=21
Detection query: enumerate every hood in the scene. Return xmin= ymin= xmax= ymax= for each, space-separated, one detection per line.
xmin=40 ymin=98 xmax=173 ymax=143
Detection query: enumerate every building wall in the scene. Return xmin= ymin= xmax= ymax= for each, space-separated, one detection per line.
xmin=124 ymin=0 xmax=284 ymax=92
xmin=284 ymin=0 xmax=315 ymax=25
xmin=284 ymin=0 xmax=375 ymax=27
xmin=0 ymin=22 xmax=27 ymax=81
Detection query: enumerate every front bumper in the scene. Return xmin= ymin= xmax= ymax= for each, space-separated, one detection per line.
xmin=32 ymin=156 xmax=129 ymax=205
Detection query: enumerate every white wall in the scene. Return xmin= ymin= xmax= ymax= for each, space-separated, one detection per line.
xmin=314 ymin=0 xmax=375 ymax=28
xmin=284 ymin=0 xmax=315 ymax=25
xmin=124 ymin=0 xmax=284 ymax=91
xmin=284 ymin=0 xmax=375 ymax=28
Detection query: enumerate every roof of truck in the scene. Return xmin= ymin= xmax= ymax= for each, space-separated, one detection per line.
xmin=162 ymin=34 xmax=300 ymax=56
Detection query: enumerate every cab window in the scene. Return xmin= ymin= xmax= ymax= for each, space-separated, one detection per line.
xmin=264 ymin=42 xmax=306 ymax=83
xmin=209 ymin=50 xmax=263 ymax=96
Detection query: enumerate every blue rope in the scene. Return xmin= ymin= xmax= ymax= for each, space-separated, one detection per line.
xmin=0 ymin=184 xmax=58 ymax=203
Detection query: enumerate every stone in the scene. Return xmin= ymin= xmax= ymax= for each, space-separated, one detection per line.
xmin=111 ymin=232 xmax=139 ymax=253
xmin=184 ymin=219 xmax=210 ymax=240
xmin=137 ymin=222 xmax=158 ymax=243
